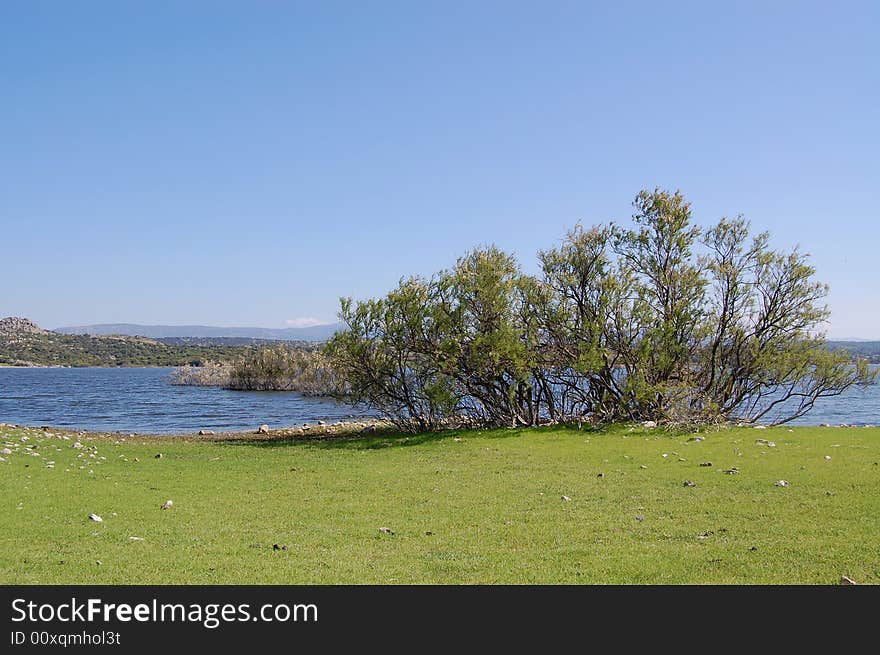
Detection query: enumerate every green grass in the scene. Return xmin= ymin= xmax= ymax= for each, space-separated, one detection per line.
xmin=1 ymin=424 xmax=878 ymax=584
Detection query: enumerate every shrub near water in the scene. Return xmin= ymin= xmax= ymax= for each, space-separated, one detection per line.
xmin=228 ymin=346 xmax=339 ymax=395
xmin=171 ymin=346 xmax=340 ymax=396
xmin=326 ymin=189 xmax=876 ymax=431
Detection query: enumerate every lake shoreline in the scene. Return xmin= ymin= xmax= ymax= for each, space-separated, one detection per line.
xmin=2 ymin=366 xmax=878 ymax=434
xmin=2 ymin=417 xmax=877 ymax=443
xmin=0 ymin=418 xmax=394 ymax=442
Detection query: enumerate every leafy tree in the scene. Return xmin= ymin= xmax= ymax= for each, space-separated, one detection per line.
xmin=325 ymin=279 xmax=459 ymax=432
xmin=428 ymin=247 xmax=542 ymax=427
xmin=326 ymin=189 xmax=876 ymax=430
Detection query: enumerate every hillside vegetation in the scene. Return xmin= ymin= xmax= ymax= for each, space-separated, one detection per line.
xmin=828 ymin=341 xmax=880 ymax=364
xmin=0 ymin=317 xmax=251 ymax=367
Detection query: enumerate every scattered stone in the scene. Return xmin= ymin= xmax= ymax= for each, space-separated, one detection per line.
xmin=840 ymin=576 xmax=857 ymax=585
xmin=819 ymin=423 xmax=830 ymax=427
xmin=596 ymin=473 xmax=604 ymax=478
xmin=749 ymin=546 xmax=758 ymax=552
xmin=754 ymin=425 xmax=766 ymax=430
xmin=687 ymin=437 xmax=704 ymax=442
xmin=698 ymin=531 xmax=714 ymax=539
xmin=453 ymin=437 xmax=463 ymax=442
xmin=160 ymin=500 xmax=173 ymax=510
xmin=96 ymin=561 xmax=102 ymax=566
xmin=88 ymin=514 xmax=103 ymax=522
xmin=198 ymin=430 xmax=215 ymax=436
xmin=824 ymin=455 xmax=832 ymax=461
xmin=0 ymin=448 xmax=11 ymax=455
xmin=317 ymin=420 xmax=326 ymax=426
xmin=642 ymin=420 xmax=657 ymax=428
xmin=683 ymin=480 xmax=696 ymax=487
xmin=561 ymin=495 xmax=572 ymax=502
xmin=774 ymin=480 xmax=789 ymax=487
xmin=128 ymin=536 xmax=144 ymax=541
xmin=154 ymin=453 xmax=163 ymax=459
xmin=257 ymin=424 xmax=270 ymax=434
xmin=755 ymin=439 xmax=776 ymax=447
xmin=700 ymin=462 xmax=712 ymax=467
xmin=425 ymin=531 xmax=433 ymax=536
xmin=639 ymin=464 xmax=648 ymax=469
xmin=635 ymin=514 xmax=645 ymax=522
xmin=378 ymin=527 xmax=395 ymax=535
xmin=72 ymin=442 xmax=83 ymax=449
xmin=272 ymin=544 xmax=289 ymax=551
xmin=723 ymin=467 xmax=739 ymax=475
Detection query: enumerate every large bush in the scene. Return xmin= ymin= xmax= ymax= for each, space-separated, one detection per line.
xmin=326 ymin=189 xmax=875 ymax=431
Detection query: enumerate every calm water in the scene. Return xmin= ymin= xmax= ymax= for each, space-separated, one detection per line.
xmin=0 ymin=366 xmax=877 ymax=434
xmin=0 ymin=367 xmax=373 ymax=434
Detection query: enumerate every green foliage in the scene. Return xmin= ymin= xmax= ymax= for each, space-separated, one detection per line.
xmin=326 ymin=280 xmax=459 ymax=431
xmin=228 ymin=345 xmax=338 ymax=395
xmin=0 ymin=330 xmax=250 ymax=367
xmin=327 ymin=189 xmax=876 ymax=429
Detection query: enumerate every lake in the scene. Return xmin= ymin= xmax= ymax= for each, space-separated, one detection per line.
xmin=0 ymin=366 xmax=877 ymax=434
xmin=0 ymin=367 xmax=373 ymax=434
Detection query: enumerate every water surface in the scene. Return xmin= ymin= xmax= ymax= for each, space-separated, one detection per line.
xmin=0 ymin=367 xmax=372 ymax=434
xmin=0 ymin=366 xmax=877 ymax=434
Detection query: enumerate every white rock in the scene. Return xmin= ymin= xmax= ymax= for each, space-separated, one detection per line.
xmin=642 ymin=420 xmax=657 ymax=428
xmin=161 ymin=500 xmax=173 ymax=510
xmin=754 ymin=425 xmax=766 ymax=430
xmin=1 ymin=448 xmax=12 ymax=455
xmin=89 ymin=514 xmax=103 ymax=522
xmin=774 ymin=480 xmax=789 ymax=487
xmin=73 ymin=442 xmax=83 ymax=449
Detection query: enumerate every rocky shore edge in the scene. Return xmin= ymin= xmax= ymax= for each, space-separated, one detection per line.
xmin=0 ymin=419 xmax=399 ymax=443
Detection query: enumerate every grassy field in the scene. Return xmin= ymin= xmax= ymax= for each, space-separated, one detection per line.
xmin=1 ymin=423 xmax=878 ymax=584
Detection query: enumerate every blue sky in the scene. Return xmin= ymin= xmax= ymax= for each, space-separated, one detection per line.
xmin=2 ymin=1 xmax=878 ymax=337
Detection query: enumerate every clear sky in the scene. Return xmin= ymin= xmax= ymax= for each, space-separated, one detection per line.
xmin=2 ymin=1 xmax=878 ymax=337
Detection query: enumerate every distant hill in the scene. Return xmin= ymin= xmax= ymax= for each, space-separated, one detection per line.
xmin=0 ymin=317 xmax=256 ymax=367
xmin=56 ymin=322 xmax=345 ymax=342
xmin=156 ymin=336 xmax=319 ymax=349
xmin=827 ymin=340 xmax=880 ymax=363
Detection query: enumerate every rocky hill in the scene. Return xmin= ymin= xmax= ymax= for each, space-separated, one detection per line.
xmin=0 ymin=317 xmax=47 ymax=336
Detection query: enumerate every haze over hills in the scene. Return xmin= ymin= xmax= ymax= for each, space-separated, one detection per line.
xmin=55 ymin=322 xmax=344 ymax=342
